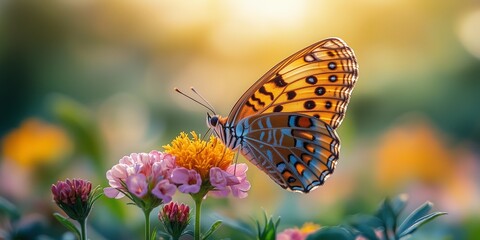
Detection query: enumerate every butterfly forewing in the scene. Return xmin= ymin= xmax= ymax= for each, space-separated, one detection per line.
xmin=238 ymin=113 xmax=340 ymax=192
xmin=228 ymin=37 xmax=358 ymax=130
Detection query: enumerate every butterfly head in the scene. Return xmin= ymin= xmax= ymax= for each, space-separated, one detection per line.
xmin=206 ymin=112 xmax=219 ymax=128
xmin=206 ymin=112 xmax=232 ymax=146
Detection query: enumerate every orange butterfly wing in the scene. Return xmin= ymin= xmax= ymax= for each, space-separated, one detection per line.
xmin=228 ymin=37 xmax=358 ymax=129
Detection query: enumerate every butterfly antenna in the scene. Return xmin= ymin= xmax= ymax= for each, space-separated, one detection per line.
xmin=174 ymin=87 xmax=216 ymax=114
xmin=196 ymin=129 xmax=212 ymax=154
xmin=201 ymin=128 xmax=212 ymax=142
xmin=190 ymin=87 xmax=216 ymax=114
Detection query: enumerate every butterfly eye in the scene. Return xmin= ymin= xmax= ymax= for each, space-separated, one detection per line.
xmin=210 ymin=116 xmax=219 ymax=127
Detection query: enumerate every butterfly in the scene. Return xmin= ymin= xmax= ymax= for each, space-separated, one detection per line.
xmin=179 ymin=37 xmax=358 ymax=193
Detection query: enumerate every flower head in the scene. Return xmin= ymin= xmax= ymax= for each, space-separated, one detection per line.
xmin=51 ymin=178 xmax=101 ymax=221
xmin=164 ymin=132 xmax=250 ymax=199
xmin=104 ymin=150 xmax=177 ymax=210
xmin=163 ymin=132 xmax=234 ymax=179
xmin=159 ymin=201 xmax=191 ymax=239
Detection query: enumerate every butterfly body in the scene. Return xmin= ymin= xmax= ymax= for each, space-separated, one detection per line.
xmin=207 ymin=37 xmax=358 ymax=193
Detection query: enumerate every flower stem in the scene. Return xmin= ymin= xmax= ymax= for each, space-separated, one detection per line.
xmin=194 ymin=195 xmax=203 ymax=240
xmin=79 ymin=218 xmax=87 ymax=240
xmin=144 ymin=209 xmax=152 ymax=240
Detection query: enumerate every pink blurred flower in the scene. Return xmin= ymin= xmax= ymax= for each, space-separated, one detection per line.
xmin=277 ymin=228 xmax=305 ymax=240
xmin=104 ymin=151 xmax=177 ymax=204
xmin=171 ymin=167 xmax=202 ymax=194
xmin=152 ymin=179 xmax=177 ymax=203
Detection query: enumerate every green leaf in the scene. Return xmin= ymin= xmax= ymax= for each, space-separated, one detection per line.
xmin=53 ymin=213 xmax=81 ymax=239
xmin=398 ymin=212 xmax=447 ymax=238
xmin=390 ymin=194 xmax=409 ymax=215
xmin=352 ymin=224 xmax=380 ymax=240
xmin=256 ymin=212 xmax=280 ymax=240
xmin=0 ymin=197 xmax=20 ymax=221
xmin=150 ymin=227 xmax=157 ymax=240
xmin=397 ymin=201 xmax=432 ymax=235
xmin=347 ymin=214 xmax=383 ymax=240
xmin=348 ymin=214 xmax=383 ymax=229
xmin=214 ymin=214 xmax=255 ymax=237
xmin=202 ymin=220 xmax=222 ymax=240
xmin=50 ymin=95 xmax=105 ymax=174
xmin=306 ymin=226 xmax=355 ymax=240
xmin=376 ymin=198 xmax=397 ymax=236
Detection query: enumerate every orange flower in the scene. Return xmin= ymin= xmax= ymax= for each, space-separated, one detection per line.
xmin=163 ymin=131 xmax=234 ymax=180
xmin=1 ymin=118 xmax=71 ymax=169
xmin=375 ymin=117 xmax=454 ymax=189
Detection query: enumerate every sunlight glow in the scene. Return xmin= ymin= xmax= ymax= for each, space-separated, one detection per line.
xmin=458 ymin=9 xmax=480 ymax=59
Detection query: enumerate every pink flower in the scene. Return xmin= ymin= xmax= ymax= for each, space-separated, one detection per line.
xmin=209 ymin=167 xmax=241 ymax=197
xmin=209 ymin=163 xmax=251 ymax=198
xmin=171 ymin=167 xmax=202 ymax=194
xmin=277 ymin=228 xmax=305 ymax=240
xmin=226 ymin=164 xmax=251 ymax=198
xmin=104 ymin=151 xmax=177 ymax=203
xmin=126 ymin=174 xmax=148 ymax=198
xmin=152 ymin=179 xmax=176 ymax=203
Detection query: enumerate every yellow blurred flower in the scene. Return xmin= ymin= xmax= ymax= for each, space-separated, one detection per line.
xmin=163 ymin=131 xmax=234 ymax=179
xmin=1 ymin=118 xmax=71 ymax=170
xmin=299 ymin=222 xmax=321 ymax=234
xmin=375 ymin=117 xmax=454 ymax=189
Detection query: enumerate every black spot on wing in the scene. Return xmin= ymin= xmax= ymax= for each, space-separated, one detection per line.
xmin=271 ymin=74 xmax=287 ymax=87
xmin=245 ymin=101 xmax=258 ymax=112
xmin=251 ymin=93 xmax=265 ymax=106
xmin=259 ymin=86 xmax=274 ymax=101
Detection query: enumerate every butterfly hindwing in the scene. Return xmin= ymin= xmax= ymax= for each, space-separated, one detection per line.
xmin=237 ymin=112 xmax=340 ymax=192
xmin=229 ymin=37 xmax=358 ymax=130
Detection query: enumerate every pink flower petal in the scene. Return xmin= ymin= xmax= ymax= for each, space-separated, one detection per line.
xmin=152 ymin=179 xmax=176 ymax=203
xmin=172 ymin=168 xmax=202 ymax=194
xmin=104 ymin=187 xmax=125 ymax=199
xmin=126 ymin=174 xmax=148 ymax=198
xmin=230 ymin=180 xmax=251 ymax=199
xmin=171 ymin=168 xmax=190 ymax=184
xmin=210 ymin=167 xmax=227 ymax=189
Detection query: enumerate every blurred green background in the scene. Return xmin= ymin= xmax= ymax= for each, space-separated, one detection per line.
xmin=1 ymin=0 xmax=479 ymax=239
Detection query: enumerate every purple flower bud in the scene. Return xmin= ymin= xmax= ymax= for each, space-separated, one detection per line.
xmin=51 ymin=178 xmax=99 ymax=221
xmin=159 ymin=202 xmax=190 ymax=239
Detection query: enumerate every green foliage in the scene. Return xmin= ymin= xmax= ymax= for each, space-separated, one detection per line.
xmin=53 ymin=213 xmax=81 ymax=239
xmin=343 ymin=194 xmax=447 ymax=240
xmin=0 ymin=197 xmax=20 ymax=222
xmin=256 ymin=212 xmax=280 ymax=240
xmin=306 ymin=226 xmax=355 ymax=240
xmin=202 ymin=220 xmax=222 ymax=240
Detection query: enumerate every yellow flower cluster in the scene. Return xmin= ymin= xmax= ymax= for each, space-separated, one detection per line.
xmin=163 ymin=132 xmax=235 ymax=179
